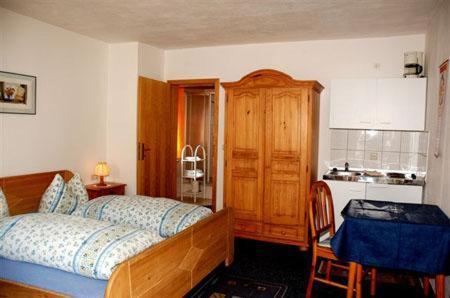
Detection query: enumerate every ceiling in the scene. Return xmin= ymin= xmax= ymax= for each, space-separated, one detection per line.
xmin=0 ymin=0 xmax=438 ymax=49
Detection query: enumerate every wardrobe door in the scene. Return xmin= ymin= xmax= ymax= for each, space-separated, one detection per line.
xmin=225 ymin=88 xmax=265 ymax=222
xmin=263 ymin=88 xmax=308 ymax=227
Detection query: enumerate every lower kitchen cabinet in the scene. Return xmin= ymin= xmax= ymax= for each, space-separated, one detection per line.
xmin=365 ymin=184 xmax=423 ymax=204
xmin=325 ymin=181 xmax=366 ymax=228
xmin=325 ymin=180 xmax=423 ymax=229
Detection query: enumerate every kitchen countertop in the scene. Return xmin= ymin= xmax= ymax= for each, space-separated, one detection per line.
xmin=323 ymin=169 xmax=425 ymax=186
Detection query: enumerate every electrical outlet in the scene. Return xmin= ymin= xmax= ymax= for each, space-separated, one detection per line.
xmin=369 ymin=152 xmax=379 ymax=161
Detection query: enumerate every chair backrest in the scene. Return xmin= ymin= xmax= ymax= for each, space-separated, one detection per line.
xmin=309 ymin=181 xmax=335 ymax=244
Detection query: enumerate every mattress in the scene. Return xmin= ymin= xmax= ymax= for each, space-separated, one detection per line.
xmin=0 ymin=257 xmax=107 ymax=298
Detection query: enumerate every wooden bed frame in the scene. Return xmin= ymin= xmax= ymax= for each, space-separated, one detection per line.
xmin=0 ymin=170 xmax=234 ymax=297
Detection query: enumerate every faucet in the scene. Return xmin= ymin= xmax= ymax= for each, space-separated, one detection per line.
xmin=344 ymin=162 xmax=349 ymax=172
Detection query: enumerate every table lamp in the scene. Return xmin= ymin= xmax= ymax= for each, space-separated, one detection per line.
xmin=94 ymin=162 xmax=110 ymax=186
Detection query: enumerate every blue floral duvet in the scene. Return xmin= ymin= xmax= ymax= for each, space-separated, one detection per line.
xmin=72 ymin=195 xmax=212 ymax=237
xmin=0 ymin=213 xmax=163 ymax=280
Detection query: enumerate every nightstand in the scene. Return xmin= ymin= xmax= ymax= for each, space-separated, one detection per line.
xmin=85 ymin=182 xmax=126 ymax=200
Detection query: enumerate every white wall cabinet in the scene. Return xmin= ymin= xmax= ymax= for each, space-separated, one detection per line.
xmin=325 ymin=180 xmax=423 ymax=229
xmin=365 ymin=184 xmax=423 ymax=204
xmin=330 ymin=78 xmax=427 ymax=131
xmin=330 ymin=79 xmax=376 ymax=129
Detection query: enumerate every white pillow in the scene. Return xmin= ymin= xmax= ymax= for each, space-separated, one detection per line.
xmin=38 ymin=173 xmax=89 ymax=214
xmin=0 ymin=187 xmax=9 ymax=219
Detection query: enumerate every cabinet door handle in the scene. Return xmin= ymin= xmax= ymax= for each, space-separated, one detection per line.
xmin=359 ymin=121 xmax=371 ymax=124
xmin=379 ymin=121 xmax=391 ymax=125
xmin=369 ymin=184 xmax=389 ymax=188
xmin=349 ymin=189 xmax=363 ymax=192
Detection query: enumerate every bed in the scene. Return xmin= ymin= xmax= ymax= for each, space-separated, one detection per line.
xmin=0 ymin=170 xmax=234 ymax=297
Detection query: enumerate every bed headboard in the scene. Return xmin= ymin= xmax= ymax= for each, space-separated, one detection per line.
xmin=0 ymin=170 xmax=74 ymax=216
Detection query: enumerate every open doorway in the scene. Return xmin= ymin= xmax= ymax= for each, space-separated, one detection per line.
xmin=169 ymin=79 xmax=219 ymax=211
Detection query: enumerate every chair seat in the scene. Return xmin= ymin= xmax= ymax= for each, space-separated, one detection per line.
xmin=318 ymin=237 xmax=332 ymax=248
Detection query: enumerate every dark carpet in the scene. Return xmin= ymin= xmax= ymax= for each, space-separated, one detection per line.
xmin=187 ymin=238 xmax=433 ymax=298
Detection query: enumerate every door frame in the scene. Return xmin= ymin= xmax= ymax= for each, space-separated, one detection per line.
xmin=168 ymin=78 xmax=220 ymax=212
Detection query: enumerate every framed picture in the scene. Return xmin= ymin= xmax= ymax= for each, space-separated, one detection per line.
xmin=434 ymin=59 xmax=449 ymax=157
xmin=0 ymin=71 xmax=36 ymax=115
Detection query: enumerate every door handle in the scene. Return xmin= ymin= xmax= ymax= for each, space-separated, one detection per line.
xmin=138 ymin=143 xmax=151 ymax=160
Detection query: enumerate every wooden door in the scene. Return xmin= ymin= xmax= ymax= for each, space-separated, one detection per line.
xmin=263 ymin=87 xmax=308 ymax=226
xmin=225 ymin=88 xmax=265 ymax=222
xmin=137 ymin=77 xmax=177 ymax=198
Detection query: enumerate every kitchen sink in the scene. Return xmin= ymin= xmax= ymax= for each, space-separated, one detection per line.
xmin=323 ymin=169 xmax=425 ymax=186
xmin=323 ymin=170 xmax=363 ymax=182
xmin=330 ymin=170 xmax=362 ymax=177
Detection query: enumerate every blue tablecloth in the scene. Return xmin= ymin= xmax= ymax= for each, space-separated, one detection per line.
xmin=331 ymin=200 xmax=450 ymax=275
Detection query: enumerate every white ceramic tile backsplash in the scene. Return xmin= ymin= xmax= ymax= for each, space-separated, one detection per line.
xmin=330 ymin=149 xmax=347 ymax=167
xmin=400 ymin=153 xmax=427 ymax=172
xmin=347 ymin=130 xmax=365 ymax=150
xmin=382 ymin=152 xmax=401 ymax=170
xmin=365 ymin=130 xmax=383 ymax=151
xmin=382 ymin=131 xmax=402 ymax=152
xmin=347 ymin=150 xmax=364 ymax=168
xmin=330 ymin=130 xmax=348 ymax=150
xmin=401 ymin=132 xmax=428 ymax=153
xmin=330 ymin=129 xmax=429 ymax=172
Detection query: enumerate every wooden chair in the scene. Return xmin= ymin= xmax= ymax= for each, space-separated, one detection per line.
xmin=306 ymin=181 xmax=377 ymax=298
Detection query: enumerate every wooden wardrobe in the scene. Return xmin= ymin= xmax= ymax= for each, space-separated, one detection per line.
xmin=222 ymin=69 xmax=323 ymax=249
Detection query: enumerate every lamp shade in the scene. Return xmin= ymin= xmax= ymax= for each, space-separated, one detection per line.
xmin=94 ymin=162 xmax=110 ymax=177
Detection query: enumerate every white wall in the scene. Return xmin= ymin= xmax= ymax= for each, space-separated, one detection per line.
xmin=0 ymin=6 xmax=164 ymax=195
xmin=139 ymin=43 xmax=165 ymax=81
xmin=106 ymin=43 xmax=139 ymax=194
xmin=424 ymin=1 xmax=450 ymax=294
xmin=165 ymin=34 xmax=426 ymax=209
xmin=106 ymin=42 xmax=164 ymax=194
xmin=0 ymin=7 xmax=108 ymax=182
xmin=424 ymin=0 xmax=450 ymax=215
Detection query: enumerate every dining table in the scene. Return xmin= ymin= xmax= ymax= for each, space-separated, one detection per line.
xmin=331 ymin=199 xmax=450 ymax=298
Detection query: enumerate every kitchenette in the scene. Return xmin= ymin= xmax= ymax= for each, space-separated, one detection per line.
xmin=324 ymin=52 xmax=429 ymax=228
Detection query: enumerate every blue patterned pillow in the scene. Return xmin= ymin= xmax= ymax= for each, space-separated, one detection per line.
xmin=64 ymin=173 xmax=89 ymax=214
xmin=38 ymin=173 xmax=88 ymax=214
xmin=0 ymin=188 xmax=9 ymax=219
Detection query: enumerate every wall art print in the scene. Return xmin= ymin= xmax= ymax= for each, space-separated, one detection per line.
xmin=0 ymin=71 xmax=36 ymax=115
xmin=434 ymin=59 xmax=449 ymax=157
